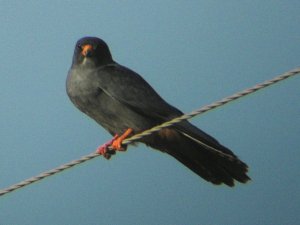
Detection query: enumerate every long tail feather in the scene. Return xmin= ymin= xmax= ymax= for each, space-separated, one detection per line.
xmin=142 ymin=123 xmax=250 ymax=187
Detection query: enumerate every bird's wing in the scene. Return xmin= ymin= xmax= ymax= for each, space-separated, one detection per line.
xmin=96 ymin=64 xmax=235 ymax=156
xmin=94 ymin=64 xmax=183 ymax=121
xmin=173 ymin=120 xmax=238 ymax=157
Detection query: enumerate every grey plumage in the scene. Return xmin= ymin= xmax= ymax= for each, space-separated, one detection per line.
xmin=66 ymin=37 xmax=250 ymax=186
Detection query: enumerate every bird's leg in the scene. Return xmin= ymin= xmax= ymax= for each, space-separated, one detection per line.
xmin=96 ymin=134 xmax=118 ymax=159
xmin=110 ymin=128 xmax=133 ymax=151
xmin=96 ymin=128 xmax=133 ymax=159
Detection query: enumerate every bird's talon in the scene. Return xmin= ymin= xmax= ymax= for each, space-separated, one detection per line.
xmin=111 ymin=140 xmax=126 ymax=151
xmin=96 ymin=146 xmax=106 ymax=155
xmin=96 ymin=134 xmax=119 ymax=157
xmin=110 ymin=128 xmax=133 ymax=151
xmin=111 ymin=139 xmax=122 ymax=150
xmin=97 ymin=146 xmax=116 ymax=160
xmin=103 ymin=152 xmax=112 ymax=159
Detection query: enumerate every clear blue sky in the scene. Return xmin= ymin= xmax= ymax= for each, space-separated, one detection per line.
xmin=1 ymin=1 xmax=299 ymax=225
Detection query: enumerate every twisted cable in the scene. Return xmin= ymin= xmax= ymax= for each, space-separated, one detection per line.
xmin=0 ymin=67 xmax=299 ymax=197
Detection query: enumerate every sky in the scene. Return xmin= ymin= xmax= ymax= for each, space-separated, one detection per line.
xmin=0 ymin=1 xmax=299 ymax=225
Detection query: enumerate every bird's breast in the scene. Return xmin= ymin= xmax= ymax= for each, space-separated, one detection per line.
xmin=67 ymin=68 xmax=98 ymax=96
xmin=67 ymin=68 xmax=103 ymax=111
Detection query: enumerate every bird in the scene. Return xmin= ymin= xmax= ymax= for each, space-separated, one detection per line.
xmin=66 ymin=37 xmax=250 ymax=187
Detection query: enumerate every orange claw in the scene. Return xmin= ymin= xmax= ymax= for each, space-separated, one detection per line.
xmin=96 ymin=134 xmax=118 ymax=159
xmin=111 ymin=128 xmax=133 ymax=151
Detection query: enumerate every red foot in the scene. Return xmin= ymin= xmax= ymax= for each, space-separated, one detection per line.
xmin=96 ymin=134 xmax=118 ymax=159
xmin=111 ymin=128 xmax=133 ymax=150
xmin=96 ymin=128 xmax=133 ymax=159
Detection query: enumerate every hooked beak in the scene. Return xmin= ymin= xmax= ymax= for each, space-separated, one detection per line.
xmin=81 ymin=44 xmax=93 ymax=57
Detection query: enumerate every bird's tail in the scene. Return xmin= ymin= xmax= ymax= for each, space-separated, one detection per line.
xmin=143 ymin=121 xmax=250 ymax=187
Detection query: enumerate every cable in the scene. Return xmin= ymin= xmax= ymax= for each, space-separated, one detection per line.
xmin=0 ymin=67 xmax=299 ymax=197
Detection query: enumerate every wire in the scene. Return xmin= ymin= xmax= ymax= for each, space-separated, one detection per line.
xmin=0 ymin=67 xmax=299 ymax=197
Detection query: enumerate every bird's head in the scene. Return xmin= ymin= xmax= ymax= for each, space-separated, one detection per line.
xmin=72 ymin=37 xmax=113 ymax=67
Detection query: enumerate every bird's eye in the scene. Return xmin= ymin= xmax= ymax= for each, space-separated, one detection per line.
xmin=77 ymin=44 xmax=82 ymax=49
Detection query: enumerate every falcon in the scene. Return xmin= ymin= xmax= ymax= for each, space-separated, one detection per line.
xmin=66 ymin=37 xmax=250 ymax=186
